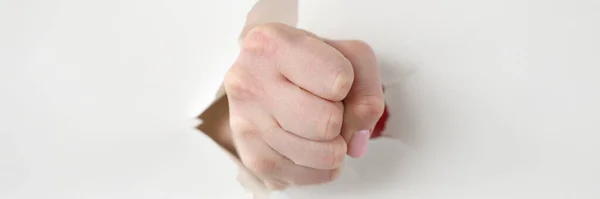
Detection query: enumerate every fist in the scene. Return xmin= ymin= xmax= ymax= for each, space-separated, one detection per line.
xmin=224 ymin=23 xmax=384 ymax=189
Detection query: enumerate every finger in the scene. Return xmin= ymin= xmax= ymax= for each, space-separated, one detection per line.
xmin=261 ymin=125 xmax=346 ymax=170
xmin=264 ymin=78 xmax=344 ymax=141
xmin=232 ymin=129 xmax=283 ymax=188
xmin=283 ymin=164 xmax=342 ymax=186
xmin=268 ymin=27 xmax=354 ymax=101
xmin=229 ymin=96 xmax=284 ymax=182
xmin=241 ymin=24 xmax=354 ymax=101
xmin=231 ymin=119 xmax=340 ymax=186
xmin=326 ymin=40 xmax=385 ymax=158
xmin=228 ymin=78 xmax=342 ymax=186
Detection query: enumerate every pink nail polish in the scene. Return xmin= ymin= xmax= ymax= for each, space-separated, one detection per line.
xmin=348 ymin=129 xmax=371 ymax=158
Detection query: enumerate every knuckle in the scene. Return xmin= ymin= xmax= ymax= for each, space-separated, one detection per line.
xmin=223 ymin=68 xmax=255 ymax=99
xmin=330 ymin=58 xmax=354 ymax=100
xmin=320 ymin=103 xmax=344 ymax=140
xmin=237 ymin=129 xmax=261 ymax=142
xmin=320 ymin=138 xmax=347 ymax=169
xmin=242 ymin=24 xmax=283 ymax=54
xmin=229 ymin=118 xmax=259 ymax=141
xmin=245 ymin=157 xmax=279 ymax=176
xmin=355 ymin=95 xmax=386 ymax=121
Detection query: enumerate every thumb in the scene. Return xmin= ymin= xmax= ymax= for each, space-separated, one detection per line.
xmin=326 ymin=40 xmax=385 ymax=158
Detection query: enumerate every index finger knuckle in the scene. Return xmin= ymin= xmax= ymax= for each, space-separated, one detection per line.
xmin=223 ymin=67 xmax=256 ymax=100
xmin=242 ymin=24 xmax=287 ymax=55
xmin=354 ymin=95 xmax=385 ymax=121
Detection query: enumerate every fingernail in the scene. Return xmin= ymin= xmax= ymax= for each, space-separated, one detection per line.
xmin=348 ymin=129 xmax=371 ymax=158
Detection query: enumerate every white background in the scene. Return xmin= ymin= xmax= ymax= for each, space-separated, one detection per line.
xmin=289 ymin=1 xmax=599 ymax=198
xmin=2 ymin=0 xmax=600 ymax=199
xmin=1 ymin=0 xmax=253 ymax=198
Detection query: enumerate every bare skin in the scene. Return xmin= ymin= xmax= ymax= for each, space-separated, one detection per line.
xmin=214 ymin=23 xmax=384 ymax=189
xmin=198 ymin=0 xmax=384 ymax=191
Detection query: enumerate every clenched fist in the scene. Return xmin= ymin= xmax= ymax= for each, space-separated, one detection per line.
xmin=225 ymin=23 xmax=384 ymax=189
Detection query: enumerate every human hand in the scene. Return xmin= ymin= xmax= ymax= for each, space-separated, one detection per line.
xmin=224 ymin=23 xmax=384 ymax=189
